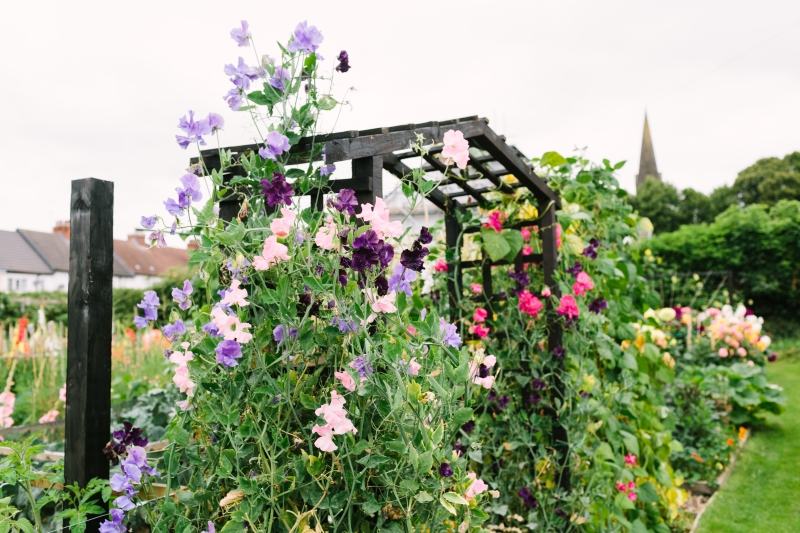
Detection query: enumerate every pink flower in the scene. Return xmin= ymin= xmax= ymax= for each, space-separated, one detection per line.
xmin=356 ymin=198 xmax=402 ymax=239
xmin=0 ymin=391 xmax=16 ymax=428
xmin=556 ymin=224 xmax=562 ymax=248
xmin=408 ymin=357 xmax=422 ymax=376
xmin=434 ymin=259 xmax=448 ymax=272
xmin=441 ymin=130 xmax=470 ymax=169
xmin=473 ymin=308 xmax=488 ymax=323
xmin=168 ymin=349 xmax=194 ymax=367
xmin=483 ymin=211 xmax=505 ymax=233
xmin=470 ymin=324 xmax=490 ymax=338
xmin=176 ymin=399 xmax=192 ymax=411
xmin=523 ymin=245 xmax=533 ymax=256
xmin=369 ymin=291 xmax=397 ymax=314
xmin=521 ymin=227 xmax=532 ymax=241
xmin=747 ymin=360 xmax=755 ymax=366
xmin=627 ymin=491 xmax=637 ymax=502
xmin=407 ymin=325 xmax=417 ymax=335
xmin=173 ymin=366 xmax=195 ymax=396
xmin=270 ymin=208 xmax=297 ymax=238
xmin=626 ymin=481 xmax=636 ymax=491
xmin=334 ymin=371 xmax=357 ymax=392
xmin=312 ymin=391 xmax=357 ymax=452
xmin=38 ymin=410 xmax=59 ymax=424
xmin=542 ymin=287 xmax=552 ymax=297
xmin=253 ymin=236 xmax=290 ymax=270
xmin=314 ymin=218 xmax=339 ymax=250
xmin=59 ymin=383 xmax=67 ymax=402
xmin=211 ymin=307 xmax=253 ymax=343
xmin=470 ymin=283 xmax=483 ymax=294
xmin=615 ymin=482 xmax=627 ymax=492
xmin=624 ymin=453 xmax=637 ymax=467
xmin=518 ymin=290 xmax=543 ymax=317
xmin=557 ymin=295 xmax=579 ymax=320
xmin=718 ymin=347 xmax=728 ymax=358
xmin=572 ymin=271 xmax=594 ymax=297
xmin=221 ymin=279 xmax=249 ymax=307
xmin=469 ymin=349 xmax=497 ymax=389
xmin=465 ymin=473 xmax=488 ymax=500
xmin=737 ymin=347 xmax=747 ymax=357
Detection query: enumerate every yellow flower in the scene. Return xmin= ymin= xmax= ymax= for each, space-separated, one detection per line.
xmin=662 ymin=352 xmax=676 ymax=369
xmin=517 ymin=202 xmax=538 ymax=220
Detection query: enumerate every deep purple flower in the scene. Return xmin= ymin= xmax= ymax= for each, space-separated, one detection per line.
xmin=528 ymin=393 xmax=542 ymax=405
xmin=259 ymin=131 xmax=291 ymax=161
xmin=418 ymin=227 xmax=433 ymax=245
xmin=487 ymin=391 xmax=498 ymax=402
xmin=478 ymin=364 xmax=489 ymax=378
xmin=353 ymin=229 xmax=380 ymax=251
xmin=202 ymin=322 xmax=222 ymax=338
xmin=745 ymin=308 xmax=755 ymax=317
xmin=328 ymin=189 xmax=358 ymax=215
xmin=320 ymin=164 xmax=336 ymax=176
xmin=230 ymin=20 xmax=251 ymax=47
xmin=588 ymin=298 xmax=608 ymax=314
xmin=553 ymin=346 xmax=565 ymax=358
xmin=338 ymin=257 xmax=350 ymax=286
xmin=518 ymin=487 xmax=539 ymax=510
xmin=175 ymin=110 xmax=212 ymax=149
xmin=438 ymin=462 xmax=454 ymax=477
xmin=566 ymin=261 xmax=582 ymax=276
xmin=532 ymin=378 xmax=546 ymax=390
xmin=439 ymin=318 xmax=462 ymax=348
xmin=316 ymin=262 xmax=325 ymax=277
xmin=453 ymin=441 xmax=467 ymax=457
xmin=589 ymin=238 xmax=600 ymax=249
xmin=351 ymin=356 xmax=373 ymax=378
xmin=388 ymin=264 xmax=417 ymax=297
xmin=497 ymin=395 xmax=511 ymax=410
xmin=400 ymin=242 xmax=430 ymax=272
xmin=376 ymin=242 xmax=394 ymax=268
xmin=215 ymin=340 xmax=243 ymax=367
xmin=287 ymin=21 xmax=324 ymax=54
xmin=461 ymin=420 xmax=475 ymax=433
xmin=261 ymin=172 xmax=294 ymax=207
xmin=273 ymin=324 xmax=298 ymax=348
xmin=582 ymin=246 xmax=598 ymax=260
xmin=172 ymin=280 xmax=193 ymax=310
xmin=350 ymin=247 xmax=380 ymax=272
xmin=163 ymin=319 xmax=186 ymax=341
xmin=509 ymin=270 xmax=530 ymax=287
xmin=579 ymin=390 xmax=590 ymax=398
xmin=269 ymin=66 xmax=291 ymax=92
xmin=554 ymin=509 xmax=567 ymax=518
xmin=375 ymin=275 xmax=389 ymax=296
xmin=335 ymin=50 xmax=350 ymax=73
xmin=224 ymin=57 xmax=258 ymax=91
xmin=140 ymin=216 xmax=156 ymax=230
xmin=768 ymin=353 xmax=777 ymax=362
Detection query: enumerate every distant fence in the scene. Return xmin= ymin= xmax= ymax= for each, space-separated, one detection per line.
xmin=646 ymin=270 xmax=735 ymax=309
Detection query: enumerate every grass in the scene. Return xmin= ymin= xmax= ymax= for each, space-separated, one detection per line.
xmin=696 ymin=344 xmax=800 ymax=532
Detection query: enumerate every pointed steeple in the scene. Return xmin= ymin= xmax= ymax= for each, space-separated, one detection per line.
xmin=636 ymin=113 xmax=661 ymax=190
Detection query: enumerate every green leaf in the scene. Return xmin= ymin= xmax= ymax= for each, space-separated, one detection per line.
xmin=357 ymin=454 xmax=390 ymax=468
xmin=630 ymin=519 xmax=648 ymax=533
xmin=172 ymin=425 xmax=191 ymax=447
xmin=594 ymin=442 xmax=614 ymax=462
xmin=615 ymin=491 xmax=635 ymax=510
xmin=451 ymin=407 xmax=474 ymax=427
xmin=417 ymin=451 xmax=433 ymax=476
xmin=300 ymin=393 xmax=318 ymax=410
xmin=636 ymin=481 xmax=659 ymax=504
xmin=439 ymin=495 xmax=457 ymax=515
xmin=501 ymin=229 xmax=524 ymax=263
xmin=443 ymin=492 xmax=469 ymax=505
xmin=187 ymin=251 xmax=211 ymax=265
xmin=481 ymin=229 xmax=510 ymax=261
xmin=619 ymin=430 xmax=640 ymax=456
xmin=414 ymin=491 xmax=434 ymax=503
xmin=361 ymin=494 xmax=382 ymax=515
xmin=220 ymin=520 xmax=246 ymax=533
xmin=540 ymin=151 xmax=567 ymax=168
xmin=318 ymin=95 xmax=338 ymax=111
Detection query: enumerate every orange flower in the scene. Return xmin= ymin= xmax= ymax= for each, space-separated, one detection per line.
xmin=691 ymin=453 xmax=703 ymax=463
xmin=727 ymin=438 xmax=734 ymax=447
xmin=738 ymin=427 xmax=747 ymax=440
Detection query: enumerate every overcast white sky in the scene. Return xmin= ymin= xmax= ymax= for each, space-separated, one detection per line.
xmin=1 ymin=0 xmax=798 ymax=241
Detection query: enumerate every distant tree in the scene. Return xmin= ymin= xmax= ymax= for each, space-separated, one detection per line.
xmin=675 ymin=188 xmax=713 ymax=226
xmin=629 ymin=177 xmax=681 ymax=233
xmin=708 ymin=185 xmax=739 ymax=217
xmin=733 ymin=152 xmax=800 ymax=206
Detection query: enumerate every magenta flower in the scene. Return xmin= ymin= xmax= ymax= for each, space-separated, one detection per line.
xmin=624 ymin=453 xmax=637 ymax=467
xmin=259 ymin=131 xmax=291 ymax=161
xmin=287 ymin=21 xmax=323 ymax=54
xmin=230 ymin=20 xmax=251 ymax=47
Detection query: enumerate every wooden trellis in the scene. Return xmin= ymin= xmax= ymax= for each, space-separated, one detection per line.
xmin=200 ymin=115 xmax=570 ymax=492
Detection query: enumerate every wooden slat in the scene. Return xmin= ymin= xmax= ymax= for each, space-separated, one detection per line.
xmin=462 ymin=218 xmax=543 ymax=234
xmin=422 ymin=154 xmax=487 ymax=205
xmin=381 ymin=153 xmax=447 ymax=211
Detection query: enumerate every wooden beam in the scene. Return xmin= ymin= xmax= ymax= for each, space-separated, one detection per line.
xmin=382 ymin=153 xmax=447 ymax=211
xmin=421 ymin=153 xmax=487 ymax=205
xmin=352 ymin=156 xmax=383 ymax=207
xmin=67 ymin=178 xmax=114 ymax=532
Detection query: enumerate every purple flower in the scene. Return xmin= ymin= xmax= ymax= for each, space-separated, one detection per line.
xmin=338 ymin=257 xmax=350 ymax=286
xmin=566 ymin=261 xmax=583 ymax=276
xmin=553 ymin=346 xmax=565 ymax=358
xmin=350 ymin=247 xmax=379 ymax=272
xmin=579 ymin=390 xmax=590 ymax=398
xmin=351 ymin=356 xmax=373 ymax=378
xmin=207 ymin=113 xmax=224 ymax=133
xmin=518 ymin=487 xmax=538 ymax=510
xmin=269 ymin=66 xmax=291 ymax=92
xmin=230 ymin=20 xmax=251 ymax=47
xmin=582 ymin=246 xmax=597 ymax=259
xmin=134 ymin=291 xmax=159 ymax=328
xmin=202 ymin=322 xmax=222 ymax=338
xmin=768 ymin=353 xmax=778 ymax=362
xmin=497 ymin=395 xmax=511 ymax=410
xmin=331 ymin=315 xmax=358 ymax=333
xmin=99 ymin=508 xmax=126 ymax=533
xmin=439 ymin=318 xmax=462 ymax=348
xmin=418 ymin=227 xmax=433 ymax=245
xmin=438 ymin=462 xmax=454 ymax=477
xmin=353 ymin=230 xmax=380 ymax=251
xmin=170 ymin=222 xmax=177 ymax=235
xmin=226 ymin=257 xmax=251 ymax=282
xmin=376 ymin=243 xmax=394 ymax=268
xmin=163 ymin=319 xmax=186 ymax=341
xmin=509 ymin=270 xmax=530 ymax=287
xmin=461 ymin=420 xmax=475 ymax=433
xmin=335 ymin=50 xmax=350 ymax=73
xmin=202 ymin=522 xmax=216 ymax=533
xmin=453 ymin=441 xmax=467 ymax=457
xmin=140 ymin=216 xmax=156 ymax=230
xmin=328 ymin=189 xmax=358 ymax=215
xmin=259 ymin=131 xmax=291 ymax=161
xmin=177 ymin=173 xmax=204 ymax=207
xmin=555 ymin=509 xmax=567 ymax=518
xmin=261 ymin=172 xmax=295 ymax=207
xmin=172 ymin=280 xmax=193 ymax=310
xmin=400 ymin=242 xmax=430 ymax=272
xmin=224 ymin=87 xmax=244 ymax=111
xmin=528 ymin=393 xmax=542 ymax=405
xmin=287 ymin=21 xmax=323 ymax=54
xmin=532 ymin=378 xmax=546 ymax=390
xmin=320 ymin=164 xmax=336 ymax=176
xmin=388 ymin=264 xmax=417 ymax=296
xmin=133 ymin=316 xmax=149 ymax=328
xmin=273 ymin=324 xmax=297 ymax=348
xmin=149 ymin=231 xmax=167 ymax=248
xmin=224 ymin=57 xmax=258 ymax=91
xmin=588 ymin=298 xmax=608 ymax=314
xmin=215 ymin=340 xmax=243 ymax=367
xmin=164 ymin=198 xmax=183 ymax=216
xmin=175 ymin=110 xmax=212 ymax=149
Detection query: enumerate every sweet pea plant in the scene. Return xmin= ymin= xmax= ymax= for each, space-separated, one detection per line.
xmin=123 ymin=20 xmax=495 ymax=533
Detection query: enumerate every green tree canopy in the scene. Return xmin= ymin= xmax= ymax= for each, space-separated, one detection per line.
xmin=733 ymin=151 xmax=800 ymax=206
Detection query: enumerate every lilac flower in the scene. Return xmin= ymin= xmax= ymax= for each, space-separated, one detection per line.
xmin=177 ymin=174 xmax=203 ymax=207
xmin=287 ymin=21 xmax=324 ymax=54
xmin=566 ymin=261 xmax=583 ymax=276
xmin=553 ymin=347 xmax=565 ymax=358
xmin=400 ymin=242 xmax=430 ymax=272
xmin=273 ymin=325 xmax=297 ymax=347
xmin=439 ymin=318 xmax=462 ymax=348
xmin=261 ymin=172 xmax=294 ymax=207
xmin=331 ymin=315 xmax=357 ymax=333
xmin=100 ymin=508 xmax=126 ymax=533
xmin=202 ymin=522 xmax=216 ymax=533
xmin=588 ymin=298 xmax=608 ymax=314
xmin=320 ymin=164 xmax=336 ymax=176
xmin=170 ymin=222 xmax=177 ymax=235
xmin=164 ymin=198 xmax=183 ymax=216
xmin=269 ymin=66 xmax=291 ymax=92
xmin=388 ymin=264 xmax=417 ymax=296
xmin=207 ymin=113 xmax=225 ymax=133
xmin=328 ymin=189 xmax=358 ymax=215
xmin=175 ymin=110 xmax=211 ymax=149
xmin=335 ymin=50 xmax=350 ymax=73
xmin=230 ymin=20 xmax=251 ymax=47
xmin=140 ymin=216 xmax=156 ymax=230
xmin=215 ymin=340 xmax=243 ymax=367
xmin=351 ymin=356 xmax=373 ymax=378
xmin=133 ymin=316 xmax=148 ymax=328
xmin=172 ymin=280 xmax=193 ymax=310
xmin=418 ymin=227 xmax=433 ymax=245
xmin=438 ymin=462 xmax=454 ymax=477
xmin=163 ymin=319 xmax=186 ymax=341
xmin=134 ymin=291 xmax=159 ymax=328
xmin=149 ymin=231 xmax=167 ymax=248
xmin=226 ymin=257 xmax=251 ymax=282
xmin=224 ymin=87 xmax=244 ymax=111
xmin=202 ymin=322 xmax=222 ymax=338
xmin=259 ymin=131 xmax=291 ymax=161
xmin=224 ymin=57 xmax=258 ymax=91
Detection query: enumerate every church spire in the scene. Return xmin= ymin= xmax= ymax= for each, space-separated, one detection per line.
xmin=636 ymin=113 xmax=661 ymax=190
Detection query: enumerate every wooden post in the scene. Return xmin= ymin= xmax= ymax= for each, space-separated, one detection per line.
xmin=352 ymin=156 xmax=383 ymax=207
xmin=66 ymin=178 xmax=114 ymax=531
xmin=444 ymin=203 xmax=463 ymax=321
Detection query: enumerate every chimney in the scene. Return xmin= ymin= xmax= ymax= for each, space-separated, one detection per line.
xmin=187 ymin=240 xmax=199 ymax=251
xmin=53 ymin=221 xmax=70 ymax=239
xmin=128 ymin=234 xmax=146 ymax=246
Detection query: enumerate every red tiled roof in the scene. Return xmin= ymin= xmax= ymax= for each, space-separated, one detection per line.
xmin=113 ymin=236 xmax=190 ymax=276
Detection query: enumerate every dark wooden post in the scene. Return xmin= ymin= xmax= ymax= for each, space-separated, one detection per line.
xmin=352 ymin=156 xmax=383 ymax=207
xmin=540 ymin=204 xmax=570 ymax=493
xmin=66 ymin=178 xmax=114 ymax=530
xmin=444 ymin=202 xmax=463 ymax=321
